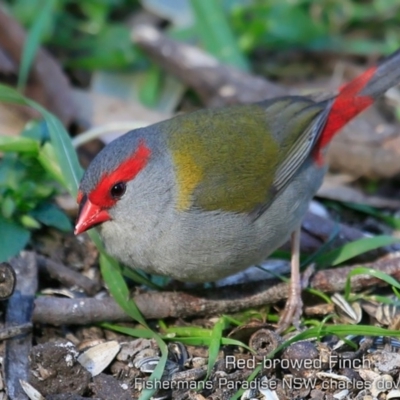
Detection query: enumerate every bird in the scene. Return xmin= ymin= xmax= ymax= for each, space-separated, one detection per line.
xmin=75 ymin=49 xmax=400 ymax=330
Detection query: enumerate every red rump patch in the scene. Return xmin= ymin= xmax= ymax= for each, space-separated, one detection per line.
xmin=88 ymin=140 xmax=151 ymax=208
xmin=313 ymin=66 xmax=376 ymax=164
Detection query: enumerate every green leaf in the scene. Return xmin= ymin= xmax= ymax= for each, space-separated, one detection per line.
xmin=0 ymin=136 xmax=39 ymax=153
xmin=37 ymin=142 xmax=68 ymax=187
xmin=315 ymin=235 xmax=399 ymax=268
xmin=1 ymin=197 xmax=16 ymax=219
xmin=20 ymin=214 xmax=41 ymax=229
xmin=30 ymin=203 xmax=71 ymax=231
xmin=190 ymin=0 xmax=249 ymax=70
xmin=39 ymin=110 xmax=83 ymax=197
xmin=18 ymin=0 xmax=56 ymax=90
xmin=0 ymin=216 xmax=30 ymax=262
xmin=121 ymin=265 xmax=163 ymax=290
xmin=0 ymin=85 xmax=84 ymax=196
xmin=0 ymin=84 xmax=167 ymax=400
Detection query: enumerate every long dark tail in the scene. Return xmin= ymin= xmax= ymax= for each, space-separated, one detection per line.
xmin=314 ymin=48 xmax=400 ymax=161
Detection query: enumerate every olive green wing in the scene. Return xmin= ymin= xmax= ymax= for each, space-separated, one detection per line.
xmin=166 ymin=97 xmax=329 ymax=214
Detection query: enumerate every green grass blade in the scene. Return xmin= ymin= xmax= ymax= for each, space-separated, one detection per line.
xmin=220 ymin=337 xmax=254 ymax=353
xmin=99 ymin=247 xmax=168 ymax=400
xmin=306 ymin=288 xmax=333 ymax=304
xmin=315 ymin=314 xmax=336 ymax=340
xmin=99 ymin=251 xmax=148 ymax=327
xmin=165 ymin=337 xmax=216 ymax=346
xmin=393 ymin=286 xmax=400 ymax=300
xmin=367 ymin=294 xmax=400 ymax=305
xmin=206 ymin=317 xmax=226 ymax=379
xmin=121 ymin=266 xmax=163 ymax=290
xmin=232 ymin=322 xmax=400 ymax=400
xmin=104 ymin=324 xmax=252 ymax=351
xmin=315 ymin=235 xmax=399 ymax=268
xmin=232 ymin=366 xmax=261 ymax=400
xmin=271 ymin=324 xmax=400 ymax=359
xmin=18 ymin=0 xmax=56 ymax=90
xmin=344 ymin=267 xmax=400 ymax=299
xmin=162 ymin=326 xmax=213 ymax=338
xmin=101 ymin=324 xmax=161 ymax=340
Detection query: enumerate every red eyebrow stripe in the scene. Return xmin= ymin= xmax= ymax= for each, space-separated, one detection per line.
xmin=88 ymin=140 xmax=151 ymax=208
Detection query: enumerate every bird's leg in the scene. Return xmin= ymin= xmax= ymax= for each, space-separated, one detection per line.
xmin=277 ymin=227 xmax=302 ymax=333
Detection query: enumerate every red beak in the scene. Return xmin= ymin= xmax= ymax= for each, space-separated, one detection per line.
xmin=74 ymin=196 xmax=111 ymax=235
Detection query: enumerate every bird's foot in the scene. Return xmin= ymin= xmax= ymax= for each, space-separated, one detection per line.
xmin=276 ymin=280 xmax=303 ymax=334
xmin=276 ymin=263 xmax=315 ymax=333
xmin=276 ymin=226 xmax=316 ymax=333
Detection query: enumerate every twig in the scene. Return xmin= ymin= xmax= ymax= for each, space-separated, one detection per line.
xmin=36 ymin=255 xmax=102 ymax=296
xmin=132 ymin=24 xmax=286 ymax=107
xmin=0 ymin=9 xmax=76 ymax=125
xmin=5 ymin=252 xmax=38 ymax=399
xmin=33 ymin=255 xmax=400 ymax=325
xmin=0 ymin=323 xmax=32 ymax=341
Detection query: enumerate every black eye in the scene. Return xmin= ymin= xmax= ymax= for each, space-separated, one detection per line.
xmin=110 ymin=182 xmax=126 ymax=199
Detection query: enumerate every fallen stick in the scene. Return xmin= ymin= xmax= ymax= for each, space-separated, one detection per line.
xmin=132 ymin=24 xmax=286 ymax=107
xmin=33 ymin=254 xmax=400 ymax=325
xmin=37 ymin=255 xmax=102 ymax=296
xmin=0 ymin=9 xmax=76 ymax=125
